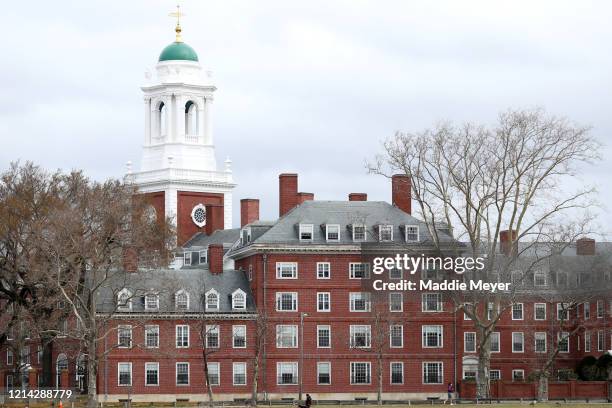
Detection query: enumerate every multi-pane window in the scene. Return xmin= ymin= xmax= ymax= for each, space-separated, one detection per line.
xmin=118 ymin=362 xmax=132 ymax=386
xmin=205 ymin=290 xmax=219 ymax=310
xmin=557 ymin=303 xmax=570 ymax=320
xmin=199 ymin=250 xmax=207 ymax=264
xmin=512 ymin=370 xmax=525 ymax=381
xmin=350 ymin=325 xmax=371 ymax=348
xmin=350 ymin=362 xmax=371 ymax=384
xmin=6 ymin=349 xmax=13 ymax=365
xmin=349 ymin=292 xmax=371 ymax=312
xmin=512 ymin=303 xmax=524 ymax=320
xmin=390 ymin=362 xmax=404 ymax=384
xmin=535 ymin=332 xmax=547 ymax=353
xmin=422 ymin=293 xmax=442 ymax=312
xmin=349 ymin=263 xmax=369 ymax=279
xmin=276 ymin=292 xmax=298 ymax=311
xmin=326 ymin=224 xmax=340 ymax=241
xmin=597 ymin=330 xmax=604 ymax=351
xmin=390 ymin=325 xmax=403 ymax=348
xmin=117 ymin=289 xmax=132 ymax=311
xmin=317 ymin=292 xmax=330 ymax=312
xmin=175 ymin=290 xmax=189 ymax=310
xmin=585 ymin=331 xmax=591 ymax=352
xmin=422 ymin=362 xmax=443 ymax=384
xmin=206 ymin=325 xmax=219 ymax=348
xmin=464 ymin=332 xmax=476 ymax=353
xmin=118 ymin=325 xmax=132 ymax=348
xmin=232 ymin=290 xmax=246 ymax=309
xmin=183 ymin=252 xmax=192 ymax=266
xmin=352 ymin=225 xmax=366 ymax=241
xmin=176 ymin=325 xmax=189 ymax=348
xmin=145 ymin=294 xmax=159 ymax=310
xmin=584 ymin=302 xmax=591 ymax=319
xmin=534 ymin=270 xmax=547 ymax=286
xmin=558 ymin=332 xmax=570 ymax=353
xmin=490 ymin=332 xmax=500 ymax=352
xmin=299 ymin=224 xmax=314 ymax=241
xmin=490 ymin=370 xmax=501 ymax=381
xmin=317 ymin=325 xmax=331 ymax=348
xmin=389 ymin=292 xmax=403 ymax=312
xmin=422 ymin=325 xmax=443 ymax=348
xmin=276 ymin=263 xmax=298 ymax=279
xmin=317 ymin=362 xmax=331 ymax=385
xmin=389 ymin=267 xmax=402 ymax=279
xmin=20 ymin=346 xmax=30 ymax=365
xmin=379 ymin=225 xmax=393 ymax=241
xmin=145 ymin=325 xmax=159 ymax=348
xmin=597 ymin=300 xmax=604 ymax=318
xmin=207 ymin=363 xmax=220 ymax=386
xmin=277 ymin=362 xmax=298 ymax=385
xmin=276 ymin=325 xmax=298 ymax=348
xmin=233 ymin=362 xmax=246 ymax=385
xmin=534 ymin=303 xmax=546 ymax=320
xmin=486 ymin=302 xmax=496 ymax=320
xmin=145 ymin=362 xmax=159 ymax=386
xmin=512 ymin=332 xmax=524 ymax=353
xmin=176 ymin=362 xmax=189 ymax=385
xmin=317 ymin=262 xmax=330 ymax=279
xmin=233 ymin=325 xmax=246 ymax=348
xmin=405 ymin=225 xmax=419 ymax=242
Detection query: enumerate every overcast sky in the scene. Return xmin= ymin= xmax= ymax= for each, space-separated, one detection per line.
xmin=1 ymin=1 xmax=611 ymax=235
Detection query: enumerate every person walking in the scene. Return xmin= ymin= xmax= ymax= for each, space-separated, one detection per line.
xmin=446 ymin=383 xmax=454 ymax=405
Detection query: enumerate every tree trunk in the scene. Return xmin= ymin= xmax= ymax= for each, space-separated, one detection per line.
xmin=86 ymin=337 xmax=98 ymax=408
xmin=377 ymin=354 xmax=382 ymax=405
xmin=476 ymin=330 xmax=491 ymax=400
xmin=537 ymin=375 xmax=549 ymax=401
xmin=201 ymin=350 xmax=214 ymax=407
xmin=251 ymin=356 xmax=259 ymax=407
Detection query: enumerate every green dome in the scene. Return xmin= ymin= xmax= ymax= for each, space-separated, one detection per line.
xmin=158 ymin=42 xmax=199 ymax=62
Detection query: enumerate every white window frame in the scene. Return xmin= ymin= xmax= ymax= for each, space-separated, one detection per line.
xmin=352 ymin=224 xmax=366 ymax=242
xmin=276 ymin=292 xmax=298 ymax=311
xmin=558 ymin=331 xmax=570 ymax=353
xmin=405 ymin=225 xmax=419 ymax=242
xmin=557 ymin=303 xmax=570 ymax=321
xmin=490 ymin=369 xmax=501 ymax=381
xmin=379 ymin=224 xmax=393 ymax=241
xmin=199 ymin=250 xmax=207 ymax=264
xmin=232 ymin=289 xmax=247 ymax=310
xmin=464 ymin=332 xmax=476 ymax=353
xmin=422 ymin=293 xmax=442 ymax=312
xmin=511 ymin=303 xmax=524 ymax=320
xmin=176 ymin=362 xmax=190 ymax=386
xmin=276 ymin=362 xmax=299 ymax=385
xmin=422 ymin=325 xmax=443 ymax=348
xmin=117 ymin=288 xmax=132 ymax=311
xmin=422 ymin=362 xmax=443 ymax=384
xmin=349 ymin=263 xmax=370 ymax=279
xmin=117 ymin=325 xmax=132 ymax=348
xmin=205 ymin=289 xmax=220 ymax=311
xmin=276 ymin=325 xmax=298 ymax=348
xmin=349 ymin=292 xmax=371 ymax=312
xmin=175 ymin=289 xmax=190 ymax=310
xmin=117 ymin=362 xmax=132 ymax=386
xmin=206 ymin=325 xmax=220 ymax=349
xmin=350 ymin=325 xmax=372 ymax=349
xmin=512 ymin=369 xmax=525 ymax=381
xmin=585 ymin=331 xmax=591 ymax=352
xmin=183 ymin=252 xmax=192 ymax=266
xmin=597 ymin=330 xmax=604 ymax=351
xmin=317 ymin=262 xmax=330 ymax=279
xmin=299 ymin=224 xmax=314 ymax=241
xmin=233 ymin=362 xmax=247 ymax=386
xmin=534 ymin=270 xmax=547 ymax=287
xmin=325 ymin=224 xmax=340 ymax=242
xmin=232 ymin=325 xmax=247 ymax=348
xmin=390 ymin=361 xmax=404 ymax=385
xmin=145 ymin=325 xmax=160 ymax=348
xmin=490 ymin=332 xmax=500 ymax=353
xmin=207 ymin=362 xmax=220 ymax=386
xmin=144 ymin=293 xmax=159 ymax=311
xmin=176 ymin=324 xmax=190 ymax=348
xmin=145 ymin=362 xmax=159 ymax=386
xmin=317 ymin=361 xmax=331 ymax=385
xmin=389 ymin=292 xmax=403 ymax=312
xmin=512 ymin=332 xmax=524 ymax=353
xmin=584 ymin=302 xmax=591 ymax=319
xmin=317 ymin=292 xmax=330 ymax=312
xmin=350 ymin=361 xmax=371 ymax=385
xmin=597 ymin=300 xmax=604 ymax=318
xmin=534 ymin=303 xmax=547 ymax=320
xmin=535 ymin=332 xmax=547 ymax=353
xmin=276 ymin=262 xmax=298 ymax=279
xmin=390 ymin=324 xmax=403 ymax=348
xmin=317 ymin=325 xmax=331 ymax=348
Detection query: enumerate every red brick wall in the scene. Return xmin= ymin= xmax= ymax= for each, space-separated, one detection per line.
xmin=176 ymin=191 xmax=223 ymax=245
xmin=279 ymin=174 xmax=298 ymax=217
xmin=240 ymin=199 xmax=259 ymax=228
xmin=391 ymin=174 xmax=411 ymax=215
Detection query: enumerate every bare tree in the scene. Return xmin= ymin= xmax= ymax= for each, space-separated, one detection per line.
xmin=368 ymin=108 xmax=600 ymax=398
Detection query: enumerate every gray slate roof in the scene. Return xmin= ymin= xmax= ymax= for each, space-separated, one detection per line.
xmin=183 ymin=228 xmax=241 ymax=249
xmin=96 ymin=267 xmax=255 ymax=314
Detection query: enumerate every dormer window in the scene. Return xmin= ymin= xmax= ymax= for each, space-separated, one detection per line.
xmin=205 ymin=289 xmax=219 ymax=311
xmin=405 ymin=225 xmax=419 ymax=242
xmin=145 ymin=293 xmax=159 ymax=311
xmin=379 ymin=225 xmax=393 ymax=241
xmin=352 ymin=224 xmax=366 ymax=242
xmin=299 ymin=224 xmax=314 ymax=241
xmin=117 ymin=289 xmax=132 ymax=311
xmin=326 ymin=224 xmax=340 ymax=242
xmin=232 ymin=289 xmax=246 ymax=310
xmin=175 ymin=290 xmax=190 ymax=311
xmin=247 ymin=228 xmax=252 ymax=244
xmin=183 ymin=252 xmax=192 ymax=266
xmin=199 ymin=250 xmax=207 ymax=264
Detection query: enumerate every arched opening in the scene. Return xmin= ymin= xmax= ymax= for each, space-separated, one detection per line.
xmin=158 ymin=102 xmax=167 ymax=137
xmin=56 ymin=353 xmax=68 ymax=388
xmin=185 ymin=101 xmax=198 ymax=137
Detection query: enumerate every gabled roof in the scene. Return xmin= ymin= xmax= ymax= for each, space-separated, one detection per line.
xmin=183 ymin=228 xmax=240 ymax=249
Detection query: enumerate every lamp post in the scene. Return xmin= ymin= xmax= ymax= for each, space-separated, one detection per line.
xmin=299 ymin=312 xmax=308 ymax=401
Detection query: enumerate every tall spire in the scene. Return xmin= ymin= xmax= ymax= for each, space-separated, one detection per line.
xmin=168 ymin=4 xmax=184 ymax=42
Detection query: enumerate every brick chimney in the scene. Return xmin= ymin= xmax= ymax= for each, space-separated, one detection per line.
xmin=391 ymin=174 xmax=411 ymax=214
xmin=576 ymin=237 xmax=595 ymax=256
xmin=240 ymin=199 xmax=260 ymax=227
xmin=296 ymin=192 xmax=314 ymax=205
xmin=499 ymin=230 xmax=518 ymax=256
xmin=349 ymin=193 xmax=367 ymax=201
xmin=279 ymin=173 xmax=298 ymax=217
xmin=208 ymin=244 xmax=224 ymax=274
xmin=204 ymin=204 xmax=224 ymax=235
xmin=122 ymin=246 xmax=138 ymax=273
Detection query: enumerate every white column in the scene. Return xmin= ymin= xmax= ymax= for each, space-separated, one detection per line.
xmin=169 ymin=95 xmax=176 ymax=142
xmin=198 ymin=96 xmax=205 ymax=141
xmin=224 ymin=191 xmax=233 ymax=229
xmin=204 ymin=97 xmax=213 ymax=145
xmin=144 ymin=98 xmax=151 ymax=145
xmin=176 ymin=95 xmax=186 ymax=142
xmin=165 ymin=187 xmax=178 ymax=226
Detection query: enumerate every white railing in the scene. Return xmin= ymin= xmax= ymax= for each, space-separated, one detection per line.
xmin=129 ymin=168 xmax=233 ymax=185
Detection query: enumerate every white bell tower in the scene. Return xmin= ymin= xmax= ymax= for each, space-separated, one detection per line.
xmin=128 ymin=10 xmax=235 ymax=240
